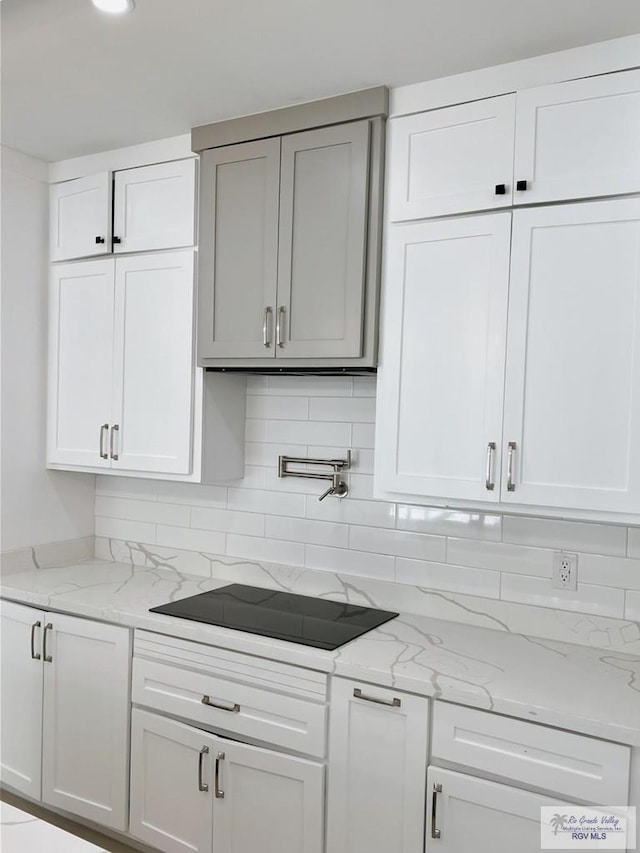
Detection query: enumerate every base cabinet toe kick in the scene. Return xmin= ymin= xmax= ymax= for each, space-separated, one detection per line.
xmin=1 ymin=607 xmax=636 ymax=853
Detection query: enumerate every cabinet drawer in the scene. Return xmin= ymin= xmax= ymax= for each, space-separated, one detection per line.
xmin=132 ymin=658 xmax=327 ymax=758
xmin=432 ymin=702 xmax=629 ymax=804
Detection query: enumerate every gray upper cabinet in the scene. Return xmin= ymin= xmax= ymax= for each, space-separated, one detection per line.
xmin=198 ymin=139 xmax=281 ymax=360
xmin=196 ymin=110 xmax=384 ymax=369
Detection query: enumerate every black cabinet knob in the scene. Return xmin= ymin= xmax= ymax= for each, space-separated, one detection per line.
xmin=516 ymin=180 xmax=528 ymax=191
xmin=113 ymin=236 xmax=122 ymax=244
xmin=95 ymin=236 xmax=105 ymax=244
xmin=494 ymin=184 xmax=507 ymax=195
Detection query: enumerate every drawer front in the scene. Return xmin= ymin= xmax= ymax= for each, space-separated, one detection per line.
xmin=432 ymin=702 xmax=630 ymax=805
xmin=132 ymin=658 xmax=327 ymax=757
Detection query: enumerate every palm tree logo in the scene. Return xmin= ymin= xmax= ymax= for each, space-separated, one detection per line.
xmin=550 ymin=814 xmax=568 ymax=835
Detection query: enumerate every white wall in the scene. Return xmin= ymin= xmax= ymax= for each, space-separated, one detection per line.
xmin=1 ymin=146 xmax=95 ymax=552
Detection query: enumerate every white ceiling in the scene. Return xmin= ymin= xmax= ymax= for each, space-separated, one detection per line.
xmin=2 ymin=0 xmax=640 ymax=163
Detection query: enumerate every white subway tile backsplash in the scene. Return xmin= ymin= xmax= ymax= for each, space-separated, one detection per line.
xmin=266 ymin=419 xmax=351 ymax=447
xmin=156 ymin=482 xmax=227 ymax=507
xmin=353 ymin=376 xmax=376 ymax=397
xmin=447 ymin=539 xmax=551 ymax=577
xmin=95 ymin=516 xmax=155 ymax=543
xmin=628 ymin=527 xmax=640 ymax=557
xmin=156 ymin=525 xmax=226 ymax=554
xmin=228 ymin=488 xmax=306 ymax=518
xmin=395 ymin=558 xmax=500 ymax=597
xmin=305 ymin=544 xmax=395 ymax=582
xmin=308 ymin=396 xmax=375 ymax=423
xmin=305 ymin=495 xmax=396 ymax=528
xmin=265 ymin=516 xmax=349 ymax=548
xmin=246 ymin=395 xmax=309 ymax=420
xmin=625 ymin=590 xmax=640 ymax=620
xmin=500 ymin=574 xmax=625 ymax=618
xmin=96 ymin=475 xmax=158 ymax=500
xmin=351 ymin=423 xmax=375 ymax=449
xmin=397 ymin=505 xmax=502 ymax=541
xmin=226 ymin=534 xmax=305 ymax=566
xmin=350 ymin=526 xmax=446 ymax=562
xmin=95 ymin=495 xmax=190 ymax=527
xmin=191 ymin=507 xmax=265 ymax=537
xmin=245 ymin=418 xmax=268 ymax=442
xmin=577 ymin=554 xmax=640 ymax=590
xmin=502 ymin=516 xmax=627 ymax=556
xmin=267 ymin=375 xmax=353 ymax=396
xmin=245 ymin=442 xmax=305 ymax=467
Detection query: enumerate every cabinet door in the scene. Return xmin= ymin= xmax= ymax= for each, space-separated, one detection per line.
xmin=375 ymin=214 xmax=511 ymax=503
xmin=42 ymin=613 xmax=131 ymax=830
xmin=47 ymin=259 xmax=115 ymax=468
xmin=113 ymin=159 xmax=196 ymax=253
xmin=388 ymin=95 xmax=516 ymax=221
xmin=130 ymin=709 xmax=215 ymax=853
xmin=426 ymin=767 xmax=571 ymax=853
xmin=0 ymin=601 xmax=44 ymax=800
xmin=326 ymin=678 xmax=429 ymax=853
xmin=213 ymin=738 xmax=324 ymax=853
xmin=50 ymin=172 xmax=111 ymax=261
xmin=514 ymin=69 xmax=640 ymax=205
xmin=198 ymin=139 xmax=280 ymax=360
xmin=276 ymin=121 xmax=370 ymax=359
xmin=110 ymin=251 xmax=195 ymax=474
xmin=502 ymin=198 xmax=640 ymax=512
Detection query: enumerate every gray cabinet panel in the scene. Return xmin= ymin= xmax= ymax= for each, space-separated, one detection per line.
xmin=198 ymin=139 xmax=280 ymax=360
xmin=276 ymin=121 xmax=370 ymax=359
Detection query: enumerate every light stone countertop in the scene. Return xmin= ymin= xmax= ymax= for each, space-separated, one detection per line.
xmin=1 ymin=560 xmax=639 ymax=747
xmin=0 ymin=801 xmax=106 ymax=853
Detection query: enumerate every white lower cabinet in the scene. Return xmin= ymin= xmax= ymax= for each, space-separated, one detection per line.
xmin=130 ymin=708 xmax=324 ymax=853
xmin=326 ymin=678 xmax=429 ymax=853
xmin=425 ymin=767 xmax=571 ymax=853
xmin=0 ymin=600 xmax=131 ymax=830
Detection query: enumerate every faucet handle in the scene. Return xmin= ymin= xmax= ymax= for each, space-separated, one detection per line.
xmin=318 ymin=486 xmax=335 ymax=502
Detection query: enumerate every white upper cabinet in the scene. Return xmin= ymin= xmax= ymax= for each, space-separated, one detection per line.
xmin=111 ymin=251 xmax=195 ymax=474
xmin=513 ymin=69 xmax=640 ymax=205
xmin=389 ymin=95 xmax=516 ymax=221
xmin=50 ymin=159 xmax=196 ymax=261
xmin=376 ymin=213 xmax=511 ymax=503
xmin=502 ymin=198 xmax=640 ymax=513
xmin=113 ymin=159 xmax=196 ymax=253
xmin=47 ymin=259 xmax=115 ymax=468
xmin=50 ymin=172 xmax=112 ymax=261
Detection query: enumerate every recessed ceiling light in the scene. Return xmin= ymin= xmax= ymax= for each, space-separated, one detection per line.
xmin=91 ymin=0 xmax=135 ymax=14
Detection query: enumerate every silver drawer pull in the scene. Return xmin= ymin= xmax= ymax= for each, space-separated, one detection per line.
xmin=30 ymin=621 xmax=42 ymax=660
xmin=43 ymin=622 xmax=53 ymax=663
xmin=215 ymin=751 xmax=225 ymax=799
xmin=353 ymin=687 xmax=401 ymax=708
xmin=485 ymin=441 xmax=496 ymax=491
xmin=202 ymin=695 xmax=240 ymax=713
xmin=263 ymin=306 xmax=273 ymax=347
xmin=198 ymin=746 xmax=209 ymax=792
xmin=431 ymin=783 xmax=442 ymax=839
xmin=110 ymin=424 xmax=120 ymax=461
xmin=507 ymin=440 xmax=517 ymax=491
xmin=99 ymin=423 xmax=109 ymax=459
xmin=276 ymin=306 xmax=285 ymax=348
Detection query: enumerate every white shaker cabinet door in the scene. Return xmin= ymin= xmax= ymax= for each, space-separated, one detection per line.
xmin=50 ymin=172 xmax=111 ymax=261
xmin=502 ymin=198 xmax=640 ymax=512
xmin=113 ymin=159 xmax=196 ymax=253
xmin=375 ymin=213 xmax=511 ymax=503
xmin=47 ymin=259 xmax=115 ymax=468
xmin=513 ymin=68 xmax=640 ymax=205
xmin=110 ymin=251 xmax=195 ymax=474
xmin=42 ymin=613 xmax=130 ymax=830
xmin=426 ymin=767 xmax=572 ymax=853
xmin=388 ymin=95 xmax=516 ymax=221
xmin=326 ymin=678 xmax=429 ymax=853
xmin=0 ymin=601 xmax=44 ymax=800
xmin=130 ymin=710 xmax=215 ymax=853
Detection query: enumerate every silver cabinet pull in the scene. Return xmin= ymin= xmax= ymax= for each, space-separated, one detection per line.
xmin=263 ymin=307 xmax=273 ymax=348
xmin=353 ymin=687 xmax=401 ymax=708
xmin=43 ymin=623 xmax=53 ymax=663
xmin=485 ymin=442 xmax=496 ymax=491
xmin=99 ymin=423 xmax=109 ymax=459
xmin=431 ymin=783 xmax=442 ymax=839
xmin=110 ymin=424 xmax=120 ymax=461
xmin=276 ymin=306 xmax=286 ymax=348
xmin=507 ymin=441 xmax=517 ymax=491
xmin=198 ymin=746 xmax=209 ymax=792
xmin=30 ymin=621 xmax=42 ymax=660
xmin=214 ymin=751 xmax=225 ymax=799
xmin=201 ymin=695 xmax=240 ymax=713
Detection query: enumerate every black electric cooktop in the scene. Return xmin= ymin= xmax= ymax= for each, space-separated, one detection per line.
xmin=150 ymin=584 xmax=398 ymax=650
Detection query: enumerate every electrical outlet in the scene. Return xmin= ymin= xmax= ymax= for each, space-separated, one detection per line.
xmin=552 ymin=551 xmax=578 ymax=590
